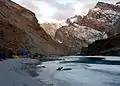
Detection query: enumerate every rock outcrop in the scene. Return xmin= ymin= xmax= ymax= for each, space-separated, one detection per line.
xmin=81 ymin=2 xmax=120 ymax=36
xmin=55 ymin=24 xmax=107 ymax=54
xmin=66 ymin=15 xmax=82 ymax=25
xmin=41 ymin=23 xmax=62 ymax=39
xmin=80 ymin=2 xmax=120 ymax=56
xmin=0 ymin=0 xmax=69 ymax=56
xmin=81 ymin=34 xmax=120 ymax=56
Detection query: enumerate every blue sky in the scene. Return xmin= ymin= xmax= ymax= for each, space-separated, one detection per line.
xmin=12 ymin=0 xmax=119 ymax=23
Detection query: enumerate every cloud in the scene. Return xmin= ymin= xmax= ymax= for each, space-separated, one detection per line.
xmin=12 ymin=0 xmax=120 ymax=23
xmin=33 ymin=1 xmax=58 ymax=22
xmin=21 ymin=1 xmax=38 ymax=12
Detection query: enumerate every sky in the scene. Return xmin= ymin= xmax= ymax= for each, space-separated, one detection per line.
xmin=12 ymin=0 xmax=119 ymax=23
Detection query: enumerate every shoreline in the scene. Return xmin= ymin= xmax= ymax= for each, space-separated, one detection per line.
xmin=0 ymin=58 xmax=48 ymax=86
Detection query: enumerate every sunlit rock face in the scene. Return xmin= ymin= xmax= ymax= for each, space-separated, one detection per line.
xmin=81 ymin=2 xmax=120 ymax=36
xmin=55 ymin=24 xmax=107 ymax=54
xmin=41 ymin=23 xmax=62 ymax=39
xmin=0 ymin=0 xmax=70 ymax=56
xmin=80 ymin=2 xmax=120 ymax=56
xmin=66 ymin=15 xmax=83 ymax=25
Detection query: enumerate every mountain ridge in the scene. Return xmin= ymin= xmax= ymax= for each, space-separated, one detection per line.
xmin=0 ymin=0 xmax=70 ymax=56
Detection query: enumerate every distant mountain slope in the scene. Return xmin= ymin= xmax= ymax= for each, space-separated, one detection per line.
xmin=81 ymin=2 xmax=120 ymax=36
xmin=81 ymin=2 xmax=120 ymax=56
xmin=41 ymin=23 xmax=61 ymax=39
xmin=55 ymin=24 xmax=107 ymax=54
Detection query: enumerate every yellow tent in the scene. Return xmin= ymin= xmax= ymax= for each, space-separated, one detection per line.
xmin=12 ymin=55 xmax=20 ymax=59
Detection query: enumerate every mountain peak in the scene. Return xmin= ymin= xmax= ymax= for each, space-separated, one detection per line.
xmin=116 ymin=1 xmax=120 ymax=5
xmin=95 ymin=1 xmax=120 ymax=12
xmin=81 ymin=1 xmax=120 ymax=36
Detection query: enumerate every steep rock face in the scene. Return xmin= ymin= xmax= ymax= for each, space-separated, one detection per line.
xmin=41 ymin=23 xmax=62 ymax=39
xmin=0 ymin=0 xmax=69 ymax=56
xmin=55 ymin=24 xmax=107 ymax=54
xmin=81 ymin=34 xmax=120 ymax=56
xmin=80 ymin=2 xmax=120 ymax=56
xmin=81 ymin=2 xmax=120 ymax=36
xmin=55 ymin=6 xmax=110 ymax=54
xmin=66 ymin=15 xmax=82 ymax=25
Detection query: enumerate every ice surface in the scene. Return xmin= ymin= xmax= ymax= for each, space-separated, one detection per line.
xmin=36 ymin=56 xmax=120 ymax=86
xmin=0 ymin=58 xmax=46 ymax=86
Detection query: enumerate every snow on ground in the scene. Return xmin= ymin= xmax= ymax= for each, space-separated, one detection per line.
xmin=1 ymin=56 xmax=120 ymax=86
xmin=105 ymin=56 xmax=120 ymax=61
xmin=0 ymin=58 xmax=47 ymax=86
xmin=36 ymin=57 xmax=120 ymax=86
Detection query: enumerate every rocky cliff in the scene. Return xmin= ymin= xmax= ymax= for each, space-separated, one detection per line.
xmin=81 ymin=2 xmax=120 ymax=36
xmin=80 ymin=1 xmax=120 ymax=56
xmin=0 ymin=0 xmax=69 ymax=56
xmin=81 ymin=34 xmax=120 ymax=56
xmin=55 ymin=6 xmax=109 ymax=54
xmin=41 ymin=23 xmax=62 ymax=39
xmin=55 ymin=19 xmax=107 ymax=54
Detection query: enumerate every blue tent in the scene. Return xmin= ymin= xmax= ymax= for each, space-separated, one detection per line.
xmin=19 ymin=48 xmax=29 ymax=56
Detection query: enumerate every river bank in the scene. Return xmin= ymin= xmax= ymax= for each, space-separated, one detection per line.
xmin=0 ymin=58 xmax=47 ymax=86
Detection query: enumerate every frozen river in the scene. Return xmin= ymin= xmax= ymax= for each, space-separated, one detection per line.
xmin=36 ymin=56 xmax=120 ymax=86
